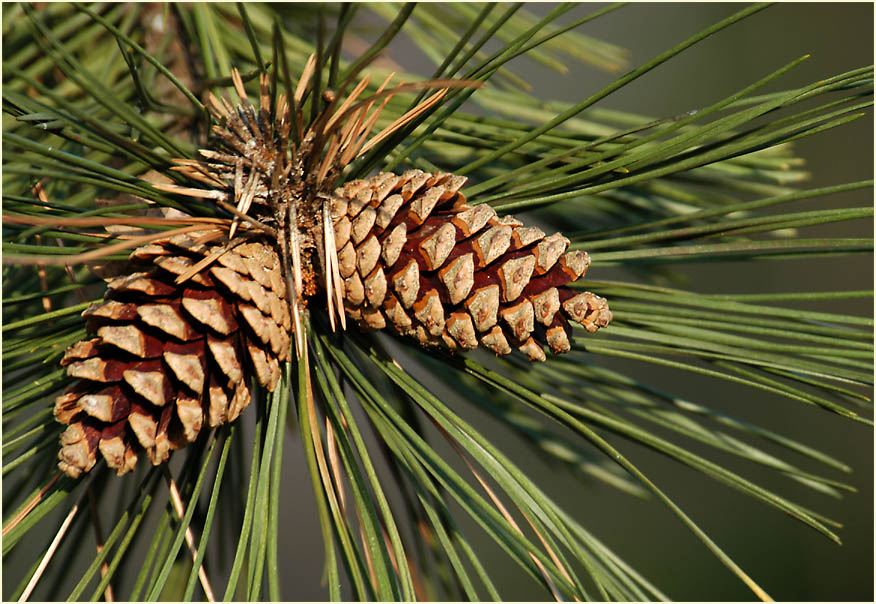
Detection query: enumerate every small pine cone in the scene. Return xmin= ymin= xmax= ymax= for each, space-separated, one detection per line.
xmin=54 ymin=234 xmax=291 ymax=478
xmin=331 ymin=170 xmax=612 ymax=361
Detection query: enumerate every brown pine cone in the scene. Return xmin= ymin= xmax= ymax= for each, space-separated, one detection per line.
xmin=330 ymin=169 xmax=612 ymax=362
xmin=54 ymin=233 xmax=290 ymax=478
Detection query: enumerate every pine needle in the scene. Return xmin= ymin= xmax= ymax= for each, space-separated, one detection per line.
xmin=87 ymin=486 xmax=114 ymax=602
xmin=323 ymin=74 xmax=373 ymax=133
xmin=294 ymin=53 xmax=318 ymax=107
xmin=19 ymin=487 xmax=87 ymax=602
xmin=359 ymin=89 xmax=449 ymax=156
xmin=163 ymin=466 xmax=216 ymax=602
xmin=3 ymin=225 xmax=225 ymax=266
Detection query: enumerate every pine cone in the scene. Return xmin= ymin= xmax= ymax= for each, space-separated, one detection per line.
xmin=54 ymin=234 xmax=290 ymax=478
xmin=330 ymin=170 xmax=612 ymax=362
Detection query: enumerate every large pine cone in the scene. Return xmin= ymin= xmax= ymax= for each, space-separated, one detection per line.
xmin=54 ymin=234 xmax=290 ymax=478
xmin=330 ymin=170 xmax=612 ymax=362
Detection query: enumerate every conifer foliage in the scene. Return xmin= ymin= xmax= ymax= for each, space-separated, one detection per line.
xmin=2 ymin=3 xmax=872 ymax=601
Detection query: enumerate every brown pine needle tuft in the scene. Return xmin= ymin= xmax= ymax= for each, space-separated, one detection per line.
xmin=329 ymin=78 xmax=482 ymax=135
xmin=340 ymin=73 xmax=397 ymax=167
xmin=345 ymin=95 xmax=395 ymax=166
xmin=3 ymin=225 xmax=226 ymax=266
xmin=172 ymin=235 xmax=247 ymax=285
xmin=152 ymin=183 xmax=227 ymax=201
xmin=359 ymin=89 xmax=449 ymax=156
xmin=2 ymin=215 xmax=227 ymax=228
xmin=322 ymin=198 xmax=346 ymax=331
xmin=213 ymin=199 xmax=278 ymax=238
xmin=206 ymin=91 xmax=232 ymax=120
xmin=231 ymin=67 xmax=248 ymax=104
xmin=294 ymin=53 xmax=318 ymax=106
xmin=323 ymin=74 xmax=372 ymax=133
xmin=228 ymin=160 xmax=261 ymax=239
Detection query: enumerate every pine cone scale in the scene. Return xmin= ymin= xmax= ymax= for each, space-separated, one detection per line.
xmin=123 ymin=360 xmax=172 ymax=407
xmin=67 ymin=357 xmax=126 ymax=382
xmin=96 ymin=324 xmax=164 ymax=358
xmin=163 ymin=342 xmax=207 ymax=394
xmin=60 ymin=339 xmax=101 ymax=365
xmin=97 ymin=421 xmax=130 ymax=469
xmin=181 ymin=288 xmax=238 ymax=335
xmin=379 ymin=224 xmax=407 ymax=268
xmin=78 ymin=386 xmax=128 ymax=423
xmin=138 ymin=302 xmax=198 ymax=341
xmin=438 ymin=253 xmax=474 ymax=305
